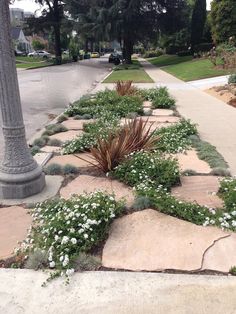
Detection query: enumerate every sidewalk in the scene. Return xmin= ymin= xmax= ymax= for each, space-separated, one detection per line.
xmin=1 ymin=270 xmax=236 ymax=314
xmin=139 ymin=59 xmax=236 ymax=175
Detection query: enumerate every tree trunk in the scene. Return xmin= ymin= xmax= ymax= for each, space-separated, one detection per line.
xmin=123 ymin=36 xmax=133 ymax=64
xmin=53 ymin=1 xmax=62 ymax=65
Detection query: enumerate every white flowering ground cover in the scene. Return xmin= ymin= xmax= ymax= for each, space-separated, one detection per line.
xmin=12 ymin=86 xmax=236 ymax=280
xmin=17 ymin=192 xmax=124 ymax=281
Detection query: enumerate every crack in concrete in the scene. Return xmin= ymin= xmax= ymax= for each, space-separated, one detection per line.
xmin=199 ymin=233 xmax=232 ymax=271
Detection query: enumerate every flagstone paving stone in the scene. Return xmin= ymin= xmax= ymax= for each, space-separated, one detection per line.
xmin=62 ymin=119 xmax=94 ymax=130
xmin=171 ymin=176 xmax=223 ymax=208
xmin=47 ymin=153 xmax=97 ymax=168
xmin=0 ymin=206 xmax=32 ymax=260
xmin=33 ymin=152 xmax=52 ymax=167
xmin=202 ymin=234 xmax=236 ymax=273
xmin=49 ymin=130 xmax=83 ymax=143
xmin=60 ymin=175 xmax=134 ymax=206
xmin=40 ymin=146 xmax=61 ymax=153
xmin=102 ymin=209 xmax=228 ymax=271
xmin=152 ymin=109 xmax=174 ymax=116
xmin=175 ymin=150 xmax=212 ymax=174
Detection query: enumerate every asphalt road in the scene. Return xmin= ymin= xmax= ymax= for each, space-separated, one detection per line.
xmin=0 ymin=57 xmax=111 ymax=160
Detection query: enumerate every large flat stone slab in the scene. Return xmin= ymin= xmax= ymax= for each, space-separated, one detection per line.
xmin=0 ymin=206 xmax=32 ymax=260
xmin=102 ymin=209 xmax=227 ymax=271
xmin=34 ymin=152 xmax=52 ymax=167
xmin=0 ymin=176 xmax=63 ymax=206
xmin=62 ymin=119 xmax=94 ymax=130
xmin=171 ymin=176 xmax=223 ymax=208
xmin=175 ymin=150 xmax=212 ymax=174
xmin=152 ymin=109 xmax=174 ymax=116
xmin=41 ymin=146 xmax=61 ymax=153
xmin=202 ymin=234 xmax=236 ymax=273
xmin=49 ymin=130 xmax=83 ymax=143
xmin=47 ymin=153 xmax=97 ymax=168
xmin=60 ymin=175 xmax=134 ymax=206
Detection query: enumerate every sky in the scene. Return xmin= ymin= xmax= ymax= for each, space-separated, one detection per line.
xmin=10 ymin=0 xmax=213 ymax=13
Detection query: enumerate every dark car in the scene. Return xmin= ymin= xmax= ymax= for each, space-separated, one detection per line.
xmin=108 ymin=52 xmax=123 ymax=64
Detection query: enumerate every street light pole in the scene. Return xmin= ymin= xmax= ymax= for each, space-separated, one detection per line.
xmin=0 ymin=0 xmax=45 ymax=199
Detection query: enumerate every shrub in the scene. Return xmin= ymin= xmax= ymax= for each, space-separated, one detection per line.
xmin=22 ymin=192 xmax=124 ymax=276
xmin=25 ymin=249 xmax=48 ymax=270
xmin=57 ymin=115 xmax=68 ymax=123
xmin=177 ymin=50 xmax=192 ymax=57
xmin=47 ymin=138 xmax=62 ymax=147
xmin=90 ymin=118 xmax=160 ymax=172
xmin=31 ymin=145 xmax=40 ymax=156
xmin=62 ymin=133 xmax=98 ymax=154
xmin=143 ymin=50 xmax=163 ymax=58
xmin=33 ymin=136 xmax=48 ymax=148
xmin=154 ymin=119 xmax=197 ymax=153
xmin=132 ymin=196 xmax=153 ymax=210
xmin=113 ymin=151 xmax=180 ymax=190
xmin=140 ymin=87 xmax=169 ymax=102
xmin=228 ymin=74 xmax=236 ymax=84
xmin=115 ymin=81 xmax=138 ymax=96
xmin=44 ymin=163 xmax=63 ymax=175
xmin=190 ymin=135 xmax=228 ymax=169
xmin=152 ymin=95 xmax=175 ymax=109
xmin=63 ymin=164 xmax=79 ymax=175
xmin=43 ymin=124 xmax=68 ymax=136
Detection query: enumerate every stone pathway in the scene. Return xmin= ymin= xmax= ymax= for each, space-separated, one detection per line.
xmin=102 ymin=209 xmax=232 ymax=272
xmin=49 ymin=130 xmax=83 ymax=142
xmin=175 ymin=150 xmax=212 ymax=174
xmin=171 ymin=176 xmax=223 ymax=208
xmin=138 ymin=58 xmax=236 ymax=175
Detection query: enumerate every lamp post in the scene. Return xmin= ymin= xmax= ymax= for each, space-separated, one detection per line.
xmin=0 ymin=0 xmax=45 ymax=199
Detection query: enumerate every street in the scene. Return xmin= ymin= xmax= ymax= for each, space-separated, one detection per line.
xmin=0 ymin=57 xmax=111 ymax=160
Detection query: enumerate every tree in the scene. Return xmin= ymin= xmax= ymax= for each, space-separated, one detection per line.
xmin=35 ymin=0 xmax=65 ymax=64
xmin=191 ymin=0 xmax=207 ymax=51
xmin=210 ymin=0 xmax=236 ymax=44
xmin=32 ymin=39 xmax=45 ymax=50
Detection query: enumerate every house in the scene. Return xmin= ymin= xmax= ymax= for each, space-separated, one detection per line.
xmin=11 ymin=27 xmax=32 ymax=53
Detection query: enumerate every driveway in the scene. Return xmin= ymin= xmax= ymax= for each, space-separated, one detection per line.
xmin=0 ymin=57 xmax=111 ymax=160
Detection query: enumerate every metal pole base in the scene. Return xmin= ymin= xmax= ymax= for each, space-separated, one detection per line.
xmin=0 ymin=167 xmax=45 ymax=199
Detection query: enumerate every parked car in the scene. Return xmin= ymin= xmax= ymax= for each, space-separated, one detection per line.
xmin=28 ymin=50 xmax=51 ymax=58
xmin=15 ymin=49 xmax=25 ymax=56
xmin=91 ymin=52 xmax=100 ymax=58
xmin=108 ymin=52 xmax=122 ymax=64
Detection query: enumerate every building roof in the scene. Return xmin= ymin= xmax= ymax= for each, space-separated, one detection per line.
xmin=11 ymin=27 xmax=21 ymax=40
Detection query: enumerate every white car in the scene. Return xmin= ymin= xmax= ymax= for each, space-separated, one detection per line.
xmin=28 ymin=50 xmax=51 ymax=58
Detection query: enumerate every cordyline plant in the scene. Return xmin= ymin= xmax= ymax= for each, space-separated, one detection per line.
xmin=75 ymin=118 xmax=160 ymax=173
xmin=115 ymin=80 xmax=138 ymax=96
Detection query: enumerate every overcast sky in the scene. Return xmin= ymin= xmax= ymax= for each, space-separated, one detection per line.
xmin=10 ymin=0 xmax=213 ymax=13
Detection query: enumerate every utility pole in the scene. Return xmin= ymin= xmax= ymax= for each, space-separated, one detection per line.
xmin=0 ymin=0 xmax=45 ymax=199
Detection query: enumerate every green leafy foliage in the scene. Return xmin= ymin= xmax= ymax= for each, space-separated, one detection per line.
xmin=22 ymin=192 xmax=124 ymax=275
xmin=113 ymin=151 xmax=180 ymax=190
xmin=228 ymin=74 xmax=236 ymax=84
xmin=154 ymin=119 xmax=198 ymax=153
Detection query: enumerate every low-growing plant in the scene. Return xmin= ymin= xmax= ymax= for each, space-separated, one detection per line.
xmin=74 ymin=114 xmax=93 ymax=120
xmin=90 ymin=118 xmax=160 ymax=172
xmin=132 ymin=196 xmax=153 ymax=210
xmin=74 ymin=253 xmax=101 ymax=271
xmin=230 ymin=266 xmax=236 ymax=275
xmin=43 ymin=124 xmax=68 ymax=136
xmin=25 ymin=249 xmax=48 ymax=270
xmin=113 ymin=151 xmax=180 ymax=190
xmin=57 ymin=115 xmax=68 ymax=123
xmin=31 ymin=145 xmax=40 ymax=156
xmin=210 ymin=167 xmax=231 ymax=177
xmin=115 ymin=80 xmax=138 ymax=96
xmin=47 ymin=138 xmax=62 ymax=147
xmin=62 ymin=133 xmax=97 ymax=154
xmin=152 ymin=95 xmax=175 ymax=109
xmin=20 ymin=192 xmax=124 ymax=277
xmin=44 ymin=163 xmax=63 ymax=175
xmin=190 ymin=135 xmax=229 ymax=169
xmin=140 ymin=87 xmax=169 ymax=101
xmin=63 ymin=164 xmax=79 ymax=175
xmin=33 ymin=136 xmax=49 ymax=148
xmin=228 ymin=74 xmax=236 ymax=84
xmin=154 ymin=119 xmax=197 ymax=153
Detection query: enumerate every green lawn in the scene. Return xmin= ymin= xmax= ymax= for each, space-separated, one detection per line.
xmin=148 ymin=55 xmax=231 ymax=81
xmin=16 ymin=62 xmax=53 ymax=69
xmin=103 ymin=60 xmax=153 ymax=83
xmin=16 ymin=56 xmax=45 ymax=63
